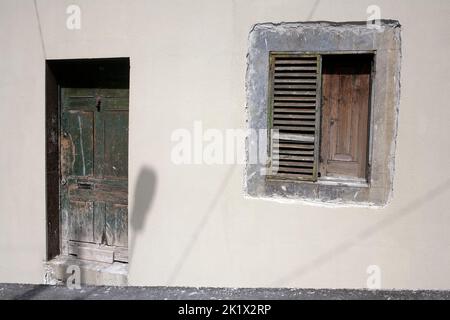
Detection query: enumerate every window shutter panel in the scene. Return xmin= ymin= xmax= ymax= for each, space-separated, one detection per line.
xmin=268 ymin=54 xmax=321 ymax=181
xmin=320 ymin=54 xmax=372 ymax=181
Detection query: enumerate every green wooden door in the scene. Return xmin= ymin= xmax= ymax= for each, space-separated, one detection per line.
xmin=60 ymin=88 xmax=128 ymax=263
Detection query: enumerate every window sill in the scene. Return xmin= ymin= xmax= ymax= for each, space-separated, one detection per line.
xmin=318 ymin=177 xmax=369 ymax=188
xmin=266 ymin=175 xmax=369 ymax=188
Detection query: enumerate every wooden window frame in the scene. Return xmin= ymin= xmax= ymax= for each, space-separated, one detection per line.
xmin=266 ymin=50 xmax=376 ymax=187
xmin=245 ymin=21 xmax=401 ymax=206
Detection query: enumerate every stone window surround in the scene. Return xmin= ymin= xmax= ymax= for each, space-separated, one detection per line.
xmin=244 ymin=21 xmax=401 ymax=207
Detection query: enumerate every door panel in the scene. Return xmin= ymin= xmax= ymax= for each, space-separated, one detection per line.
xmin=93 ymin=201 xmax=106 ymax=244
xmin=68 ymin=201 xmax=94 ymax=243
xmin=105 ymin=203 xmax=128 ymax=247
xmin=103 ymin=112 xmax=128 ymax=178
xmin=61 ymin=111 xmax=94 ymax=177
xmin=60 ymin=88 xmax=128 ymax=262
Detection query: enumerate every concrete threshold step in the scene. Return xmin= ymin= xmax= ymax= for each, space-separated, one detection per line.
xmin=44 ymin=255 xmax=128 ymax=287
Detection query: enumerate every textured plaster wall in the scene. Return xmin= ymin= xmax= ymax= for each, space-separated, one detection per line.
xmin=0 ymin=0 xmax=449 ymax=289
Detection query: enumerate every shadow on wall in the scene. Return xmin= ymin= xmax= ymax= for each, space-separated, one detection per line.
xmin=129 ymin=167 xmax=157 ymax=264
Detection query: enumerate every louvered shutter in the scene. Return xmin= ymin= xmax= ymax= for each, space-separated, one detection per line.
xmin=268 ymin=53 xmax=321 ymax=181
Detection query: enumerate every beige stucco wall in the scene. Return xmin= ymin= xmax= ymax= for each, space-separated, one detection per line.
xmin=0 ymin=0 xmax=449 ymax=289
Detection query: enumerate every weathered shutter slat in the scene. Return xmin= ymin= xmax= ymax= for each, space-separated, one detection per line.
xmin=273 ymin=96 xmax=317 ymax=101
xmin=274 ymin=66 xmax=317 ymax=71
xmin=274 ymin=72 xmax=317 ymax=77
xmin=274 ymin=85 xmax=317 ymax=89
xmin=273 ymin=143 xmax=315 ymax=150
xmin=273 ymin=120 xmax=316 ymax=125
xmin=274 ymin=109 xmax=316 ymax=114
xmin=269 ymin=54 xmax=322 ymax=181
xmin=274 ymin=114 xmax=316 ymax=120
xmin=274 ymin=79 xmax=317 ymax=83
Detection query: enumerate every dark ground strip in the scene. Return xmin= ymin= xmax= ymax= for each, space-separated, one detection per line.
xmin=0 ymin=283 xmax=449 ymax=300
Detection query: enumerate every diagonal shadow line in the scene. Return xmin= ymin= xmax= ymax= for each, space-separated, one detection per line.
xmin=33 ymin=0 xmax=46 ymax=58
xmin=273 ymin=178 xmax=450 ymax=286
xmin=306 ymin=0 xmax=321 ymax=21
xmin=167 ymin=165 xmax=236 ymax=285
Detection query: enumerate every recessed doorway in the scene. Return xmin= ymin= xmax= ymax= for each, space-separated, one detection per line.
xmin=45 ymin=58 xmax=129 ymax=285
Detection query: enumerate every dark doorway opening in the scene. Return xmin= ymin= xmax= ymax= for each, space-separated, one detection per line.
xmin=46 ymin=58 xmax=130 ymax=263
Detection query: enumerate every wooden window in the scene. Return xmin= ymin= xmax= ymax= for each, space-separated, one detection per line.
xmin=268 ymin=52 xmax=373 ymax=183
